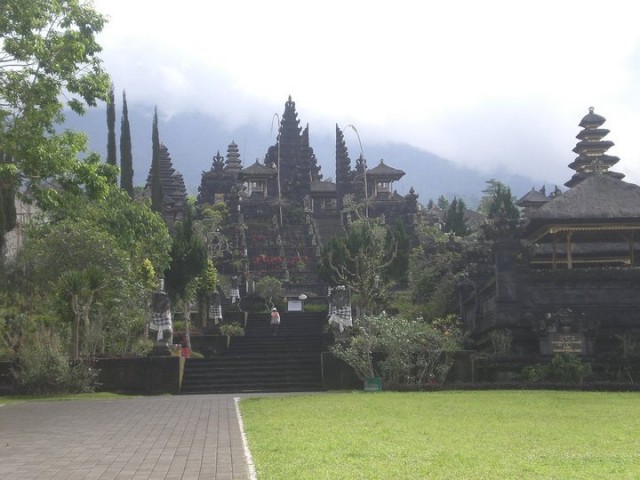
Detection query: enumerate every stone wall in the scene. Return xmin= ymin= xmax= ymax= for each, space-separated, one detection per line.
xmin=95 ymin=356 xmax=184 ymax=395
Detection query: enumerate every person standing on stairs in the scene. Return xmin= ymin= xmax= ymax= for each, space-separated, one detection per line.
xmin=270 ymin=307 xmax=281 ymax=336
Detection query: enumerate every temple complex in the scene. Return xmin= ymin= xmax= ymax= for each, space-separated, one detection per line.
xmin=139 ymin=100 xmax=640 ymax=379
xmin=462 ymin=108 xmax=640 ymax=359
xmin=194 ymin=96 xmax=419 ymax=297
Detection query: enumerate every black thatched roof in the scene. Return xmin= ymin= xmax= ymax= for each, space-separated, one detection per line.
xmin=367 ymin=159 xmax=405 ymax=179
xmin=517 ymin=188 xmax=549 ymax=207
xmin=237 ymin=160 xmax=276 ymax=178
xmin=311 ymin=180 xmax=336 ymax=193
xmin=528 ymin=174 xmax=640 ymax=221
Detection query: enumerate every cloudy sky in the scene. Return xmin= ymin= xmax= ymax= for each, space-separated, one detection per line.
xmin=93 ymin=0 xmax=640 ymax=186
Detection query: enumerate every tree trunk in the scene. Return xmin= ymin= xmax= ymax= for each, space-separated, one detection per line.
xmin=184 ymin=298 xmax=192 ymax=350
xmin=71 ymin=295 xmax=81 ymax=361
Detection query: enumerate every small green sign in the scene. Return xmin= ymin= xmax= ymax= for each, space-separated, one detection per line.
xmin=364 ymin=377 xmax=382 ymax=392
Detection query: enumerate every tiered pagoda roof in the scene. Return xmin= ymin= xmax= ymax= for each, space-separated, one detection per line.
xmin=145 ymin=144 xmax=187 ymax=206
xmin=225 ymin=141 xmax=242 ymax=174
xmin=144 ymin=143 xmax=187 ymax=231
xmin=565 ymin=107 xmax=624 ymax=188
xmin=196 ymin=151 xmax=235 ymax=205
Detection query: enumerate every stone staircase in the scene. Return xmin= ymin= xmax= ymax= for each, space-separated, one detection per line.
xmin=314 ymin=214 xmax=344 ymax=246
xmin=180 ymin=311 xmax=326 ymax=394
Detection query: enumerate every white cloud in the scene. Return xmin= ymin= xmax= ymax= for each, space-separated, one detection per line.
xmin=94 ymin=0 xmax=640 ymax=186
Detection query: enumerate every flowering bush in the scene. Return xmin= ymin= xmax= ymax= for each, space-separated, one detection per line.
xmin=12 ymin=328 xmax=99 ymax=394
xmin=218 ymin=322 xmax=245 ymax=337
xmin=251 ymin=255 xmax=283 ymax=271
xmin=250 ymin=255 xmax=310 ymax=271
xmin=331 ymin=313 xmax=465 ymax=386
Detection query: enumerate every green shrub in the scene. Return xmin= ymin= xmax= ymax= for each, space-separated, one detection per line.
xmin=547 ymin=353 xmax=592 ymax=383
xmin=219 ymin=322 xmax=245 ymax=336
xmin=488 ymin=329 xmax=512 ymax=355
xmin=519 ymin=364 xmax=547 ymax=383
xmin=331 ymin=313 xmax=465 ymax=385
xmin=303 ymin=303 xmax=328 ymax=313
xmin=129 ymin=336 xmax=154 ymax=357
xmin=519 ymin=354 xmax=591 ymax=384
xmin=12 ymin=329 xmax=99 ymax=394
xmin=172 ymin=320 xmax=186 ymax=331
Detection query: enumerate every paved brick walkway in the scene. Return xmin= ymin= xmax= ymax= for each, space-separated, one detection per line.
xmin=0 ymin=394 xmax=254 ymax=480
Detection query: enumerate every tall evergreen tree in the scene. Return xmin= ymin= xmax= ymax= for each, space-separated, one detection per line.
xmin=335 ymin=124 xmax=352 ymax=209
xmin=150 ymin=107 xmax=163 ymax=213
xmin=436 ymin=195 xmax=449 ymax=210
xmin=443 ymin=197 xmax=468 ymax=236
xmin=106 ymin=83 xmax=116 ymax=167
xmin=480 ymin=180 xmax=521 ymax=239
xmin=119 ymin=90 xmax=134 ymax=198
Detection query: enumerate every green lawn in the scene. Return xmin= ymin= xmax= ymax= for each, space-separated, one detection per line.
xmin=240 ymin=391 xmax=640 ymax=479
xmin=0 ymin=392 xmax=137 ymax=405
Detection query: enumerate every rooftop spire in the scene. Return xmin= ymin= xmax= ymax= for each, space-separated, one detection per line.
xmin=565 ymin=107 xmax=624 ymax=187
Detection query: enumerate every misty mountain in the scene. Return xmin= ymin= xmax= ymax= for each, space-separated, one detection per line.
xmin=65 ymin=105 xmax=543 ymax=207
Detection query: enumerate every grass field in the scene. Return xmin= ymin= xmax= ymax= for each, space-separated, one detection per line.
xmin=240 ymin=390 xmax=640 ymax=479
xmin=0 ymin=392 xmax=137 ymax=405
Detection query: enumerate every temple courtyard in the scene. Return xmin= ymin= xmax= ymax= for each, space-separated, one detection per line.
xmin=2 ymin=391 xmax=640 ymax=479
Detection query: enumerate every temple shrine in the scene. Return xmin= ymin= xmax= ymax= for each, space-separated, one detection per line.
xmin=193 ymin=96 xmax=418 ymax=297
xmin=462 ymin=108 xmax=640 ymax=359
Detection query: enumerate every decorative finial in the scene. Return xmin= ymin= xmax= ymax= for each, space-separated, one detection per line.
xmin=592 ymin=157 xmax=604 ymax=175
xmin=589 ymin=106 xmax=594 ymax=114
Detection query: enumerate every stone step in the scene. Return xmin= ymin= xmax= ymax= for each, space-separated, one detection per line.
xmin=180 ymin=311 xmax=326 ymax=394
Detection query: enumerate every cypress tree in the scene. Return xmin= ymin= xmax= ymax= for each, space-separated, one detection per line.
xmin=335 ymin=124 xmax=352 ymax=209
xmin=444 ymin=197 xmax=468 ymax=236
xmin=150 ymin=107 xmax=163 ymax=213
xmin=119 ymin=90 xmax=134 ymax=198
xmin=106 ymin=83 xmax=117 ymax=167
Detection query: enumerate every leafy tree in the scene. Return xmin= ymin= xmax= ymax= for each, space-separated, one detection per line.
xmin=14 ymin=217 xmax=130 ymax=358
xmin=193 ymin=258 xmax=218 ymax=325
xmin=0 ymin=0 xmax=111 ymax=249
xmin=386 ymin=219 xmax=410 ymax=285
xmin=6 ymin=188 xmax=171 ymax=358
xmin=44 ymin=186 xmax=171 ymax=275
xmin=119 ymin=90 xmax=134 ymax=198
xmin=58 ymin=266 xmax=104 ymax=360
xmin=164 ymin=205 xmax=208 ymax=301
xmin=195 ymin=202 xmax=232 ymax=260
xmin=320 ymin=218 xmax=396 ymax=318
xmin=164 ymin=204 xmax=208 ymax=347
xmin=106 ymin=83 xmax=116 ymax=167
xmin=478 ymin=180 xmax=519 ymax=218
xmin=255 ymin=276 xmax=285 ymax=310
xmin=406 ymin=220 xmax=467 ymax=321
xmin=0 ymin=153 xmax=17 ymax=247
